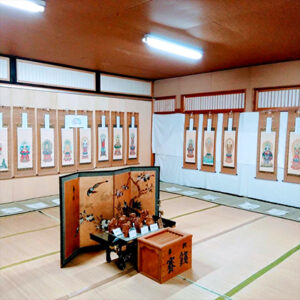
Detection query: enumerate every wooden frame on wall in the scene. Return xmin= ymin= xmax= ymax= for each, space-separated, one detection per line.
xmin=96 ymin=110 xmax=111 ymax=168
xmin=0 ymin=106 xmax=12 ymax=179
xmin=111 ymin=111 xmax=125 ymax=167
xmin=221 ymin=112 xmax=240 ymax=175
xmin=201 ymin=114 xmax=218 ymax=173
xmin=254 ymin=85 xmax=300 ymax=112
xmin=77 ymin=110 xmax=94 ymax=171
xmin=58 ymin=110 xmax=77 ymax=174
xmin=37 ymin=108 xmax=58 ymax=176
xmin=13 ymin=107 xmax=36 ymax=178
xmin=127 ymin=112 xmax=139 ymax=165
xmin=256 ymin=111 xmax=280 ymax=181
xmin=284 ymin=110 xmax=300 ymax=184
xmin=183 ymin=114 xmax=199 ymax=170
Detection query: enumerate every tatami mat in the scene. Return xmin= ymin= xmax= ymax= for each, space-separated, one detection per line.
xmin=160 ymin=182 xmax=300 ymax=222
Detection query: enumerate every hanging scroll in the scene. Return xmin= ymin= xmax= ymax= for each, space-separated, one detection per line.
xmin=77 ymin=110 xmax=94 ymax=170
xmin=201 ymin=114 xmax=217 ymax=172
xmin=221 ymin=112 xmax=239 ymax=175
xmin=96 ymin=111 xmax=111 ymax=168
xmin=183 ymin=114 xmax=199 ymax=169
xmin=37 ymin=109 xmax=58 ymax=175
xmin=127 ymin=112 xmax=139 ymax=165
xmin=13 ymin=107 xmax=36 ymax=177
xmin=0 ymin=106 xmax=12 ymax=179
xmin=256 ymin=112 xmax=279 ymax=181
xmin=58 ymin=110 xmax=77 ymax=173
xmin=111 ymin=112 xmax=125 ymax=167
xmin=284 ymin=111 xmax=300 ymax=183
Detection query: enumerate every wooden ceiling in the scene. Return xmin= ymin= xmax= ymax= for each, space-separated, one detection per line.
xmin=0 ymin=0 xmax=299 ymax=80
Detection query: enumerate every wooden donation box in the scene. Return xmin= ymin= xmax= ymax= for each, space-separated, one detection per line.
xmin=138 ymin=228 xmax=192 ymax=283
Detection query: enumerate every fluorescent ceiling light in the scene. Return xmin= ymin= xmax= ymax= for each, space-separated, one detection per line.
xmin=142 ymin=34 xmax=202 ymax=60
xmin=0 ymin=0 xmax=45 ymax=13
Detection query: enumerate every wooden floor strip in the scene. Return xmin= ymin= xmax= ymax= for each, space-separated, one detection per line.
xmin=0 ymin=224 xmax=59 ymax=240
xmin=216 ymin=243 xmax=300 ymax=299
xmin=0 ymin=251 xmax=60 ymax=271
xmin=171 ymin=204 xmax=220 ymax=219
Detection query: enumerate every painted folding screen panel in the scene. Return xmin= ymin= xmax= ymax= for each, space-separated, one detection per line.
xmin=284 ymin=111 xmax=300 ymax=184
xmin=183 ymin=114 xmax=199 ymax=170
xmin=37 ymin=109 xmax=58 ymax=175
xmin=0 ymin=106 xmax=12 ymax=179
xmin=256 ymin=112 xmax=280 ymax=181
xmin=127 ymin=112 xmax=139 ymax=165
xmin=60 ymin=166 xmax=160 ymax=267
xmin=13 ymin=107 xmax=36 ymax=178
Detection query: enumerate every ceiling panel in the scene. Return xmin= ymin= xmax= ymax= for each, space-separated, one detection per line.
xmin=0 ymin=0 xmax=299 ymax=80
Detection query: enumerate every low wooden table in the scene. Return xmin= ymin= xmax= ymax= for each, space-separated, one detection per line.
xmin=138 ymin=228 xmax=192 ymax=283
xmin=90 ymin=217 xmax=176 ymax=270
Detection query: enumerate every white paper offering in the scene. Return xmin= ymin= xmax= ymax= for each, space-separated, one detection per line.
xmin=228 ymin=118 xmax=233 ymax=132
xmin=17 ymin=128 xmax=33 ymax=169
xmin=131 ymin=116 xmax=135 ymax=128
xmin=98 ymin=127 xmax=109 ymax=161
xmin=0 ymin=128 xmax=8 ymax=171
xmin=101 ymin=115 xmax=106 ymax=128
xmin=79 ymin=128 xmax=92 ymax=164
xmin=44 ymin=114 xmax=50 ymax=129
xmin=0 ymin=113 xmax=3 ymax=129
xmin=22 ymin=113 xmax=28 ymax=129
xmin=207 ymin=119 xmax=212 ymax=132
xmin=40 ymin=128 xmax=55 ymax=168
xmin=259 ymin=131 xmax=276 ymax=173
xmin=128 ymin=127 xmax=137 ymax=159
xmin=266 ymin=117 xmax=272 ymax=133
xmin=113 ymin=127 xmax=123 ymax=160
xmin=61 ymin=128 xmax=74 ymax=166
xmin=223 ymin=130 xmax=236 ymax=168
xmin=116 ymin=116 xmax=120 ymax=128
xmin=185 ymin=130 xmax=196 ymax=163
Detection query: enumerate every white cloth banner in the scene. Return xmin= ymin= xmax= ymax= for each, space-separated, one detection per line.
xmin=153 ymin=112 xmax=300 ymax=207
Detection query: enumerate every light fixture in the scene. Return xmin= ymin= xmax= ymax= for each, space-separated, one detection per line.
xmin=142 ymin=34 xmax=202 ymax=60
xmin=0 ymin=0 xmax=45 ymax=13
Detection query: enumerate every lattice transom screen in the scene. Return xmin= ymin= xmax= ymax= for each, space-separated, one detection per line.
xmin=256 ymin=87 xmax=300 ymax=110
xmin=183 ymin=91 xmax=245 ymax=112
xmin=154 ymin=97 xmax=176 ymax=113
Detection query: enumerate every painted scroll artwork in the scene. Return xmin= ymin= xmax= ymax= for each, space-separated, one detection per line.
xmin=61 ymin=128 xmax=74 ymax=166
xmin=40 ymin=128 xmax=55 ymax=168
xmin=113 ymin=127 xmax=123 ymax=160
xmin=223 ymin=130 xmax=236 ymax=168
xmin=259 ymin=131 xmax=276 ymax=173
xmin=17 ymin=128 xmax=33 ymax=169
xmin=203 ymin=131 xmax=214 ymax=165
xmin=128 ymin=127 xmax=137 ymax=159
xmin=185 ymin=130 xmax=196 ymax=163
xmin=80 ymin=128 xmax=91 ymax=164
xmin=0 ymin=128 xmax=8 ymax=171
xmin=98 ymin=127 xmax=109 ymax=161
xmin=287 ymin=132 xmax=300 ymax=175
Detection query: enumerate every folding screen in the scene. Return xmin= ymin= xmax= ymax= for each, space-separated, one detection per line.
xmin=256 ymin=112 xmax=280 ymax=181
xmin=127 ymin=112 xmax=139 ymax=165
xmin=0 ymin=106 xmax=12 ymax=179
xmin=183 ymin=114 xmax=199 ymax=170
xmin=77 ymin=110 xmax=94 ymax=170
xmin=60 ymin=166 xmax=159 ymax=267
xmin=58 ymin=110 xmax=77 ymax=173
xmin=284 ymin=110 xmax=300 ymax=184
xmin=201 ymin=114 xmax=217 ymax=172
xmin=13 ymin=107 xmax=36 ymax=177
xmin=111 ymin=112 xmax=125 ymax=167
xmin=96 ymin=110 xmax=111 ymax=168
xmin=37 ymin=109 xmax=58 ymax=176
xmin=221 ymin=112 xmax=240 ymax=175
